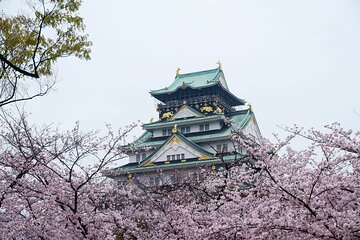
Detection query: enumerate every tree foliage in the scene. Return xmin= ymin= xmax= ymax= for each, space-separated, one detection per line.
xmin=114 ymin=124 xmax=360 ymax=239
xmin=0 ymin=112 xmax=138 ymax=239
xmin=0 ymin=111 xmax=359 ymax=239
xmin=0 ymin=0 xmax=91 ymax=107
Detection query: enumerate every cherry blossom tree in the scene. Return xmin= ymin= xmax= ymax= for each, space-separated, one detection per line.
xmin=0 ymin=111 xmax=358 ymax=239
xmin=0 ymin=112 xmax=137 ymax=239
xmin=115 ymin=123 xmax=360 ymax=239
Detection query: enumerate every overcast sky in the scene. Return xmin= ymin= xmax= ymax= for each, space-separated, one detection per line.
xmin=3 ymin=0 xmax=360 ymax=144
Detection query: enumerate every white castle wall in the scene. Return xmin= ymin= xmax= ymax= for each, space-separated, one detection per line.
xmin=151 ymin=120 xmax=222 ymax=138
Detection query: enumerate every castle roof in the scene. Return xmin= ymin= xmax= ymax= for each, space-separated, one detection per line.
xmin=150 ymin=68 xmax=245 ymax=106
xmin=105 ymin=66 xmax=261 ymax=180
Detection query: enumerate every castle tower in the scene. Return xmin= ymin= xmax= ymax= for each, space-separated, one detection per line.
xmin=106 ymin=65 xmax=261 ymax=187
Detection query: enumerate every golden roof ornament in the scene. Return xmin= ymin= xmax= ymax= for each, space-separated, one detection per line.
xmin=176 ymin=67 xmax=181 ymax=77
xmin=172 ymin=124 xmax=178 ymax=133
xmin=216 ymin=60 xmax=222 ymax=70
xmin=150 ymin=117 xmax=154 ymax=123
xmin=162 ymin=111 xmax=173 ymax=119
xmin=247 ymin=102 xmax=253 ymax=112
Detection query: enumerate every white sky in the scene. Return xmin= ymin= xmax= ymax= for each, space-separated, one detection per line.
xmin=2 ymin=0 xmax=360 ymax=143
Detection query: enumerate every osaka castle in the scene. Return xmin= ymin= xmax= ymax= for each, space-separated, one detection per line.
xmin=106 ymin=63 xmax=262 ymax=187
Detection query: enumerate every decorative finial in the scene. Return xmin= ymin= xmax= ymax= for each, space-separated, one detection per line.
xmin=150 ymin=117 xmax=154 ymax=123
xmin=216 ymin=60 xmax=222 ymax=70
xmin=172 ymin=124 xmax=178 ymax=133
xmin=182 ymin=100 xmax=187 ymax=105
xmin=176 ymin=67 xmax=181 ymax=77
xmin=247 ymin=102 xmax=253 ymax=112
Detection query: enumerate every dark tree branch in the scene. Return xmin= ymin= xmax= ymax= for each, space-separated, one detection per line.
xmin=0 ymin=53 xmax=39 ymax=78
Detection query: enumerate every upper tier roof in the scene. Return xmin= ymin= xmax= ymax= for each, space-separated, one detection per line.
xmin=149 ymin=68 xmax=245 ymax=106
xmin=150 ymin=68 xmax=225 ymax=95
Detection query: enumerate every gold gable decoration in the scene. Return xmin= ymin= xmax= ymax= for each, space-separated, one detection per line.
xmin=162 ymin=111 xmax=174 ymax=119
xmin=143 ymin=161 xmax=154 ymax=167
xmin=198 ymin=154 xmax=211 ymax=160
xmin=169 ymin=135 xmax=181 ymax=144
xmin=172 ymin=124 xmax=178 ymax=133
xmin=200 ymin=106 xmax=213 ymax=113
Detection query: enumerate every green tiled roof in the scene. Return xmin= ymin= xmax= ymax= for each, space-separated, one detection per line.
xmin=131 ymin=131 xmax=152 ymax=147
xmin=134 ymin=109 xmax=253 ymax=149
xmin=150 ymin=68 xmax=225 ymax=95
xmin=143 ymin=114 xmax=223 ymax=130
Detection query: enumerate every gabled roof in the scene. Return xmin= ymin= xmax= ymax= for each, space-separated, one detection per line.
xmin=140 ymin=132 xmax=214 ymax=167
xmin=169 ymin=104 xmax=204 ymax=120
xmin=136 ymin=109 xmax=253 ymax=148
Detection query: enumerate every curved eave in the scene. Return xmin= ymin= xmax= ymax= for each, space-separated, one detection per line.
xmin=217 ymin=83 xmax=246 ymax=106
xmin=150 ymin=81 xmax=219 ymax=96
xmin=106 ymin=155 xmax=244 ymax=176
xmin=151 ymin=82 xmax=245 ymax=106
xmin=142 ymin=114 xmax=223 ymax=130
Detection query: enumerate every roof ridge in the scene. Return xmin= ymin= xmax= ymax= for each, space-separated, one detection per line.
xmin=178 ymin=68 xmax=219 ymax=78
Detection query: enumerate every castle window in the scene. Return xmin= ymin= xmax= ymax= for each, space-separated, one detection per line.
xmin=181 ymin=154 xmax=185 ymax=159
xmin=136 ymin=154 xmax=141 ymax=162
xmin=216 ymin=144 xmax=228 ymax=153
xmin=181 ymin=126 xmax=191 ymax=133
xmin=149 ymin=177 xmax=161 ymax=186
xmin=162 ymin=129 xmax=167 ymax=136
xmin=176 ymin=154 xmax=181 ymax=160
xmin=223 ymin=144 xmax=228 ymax=152
xmin=142 ymin=153 xmax=146 ymax=160
xmin=200 ymin=124 xmax=209 ymax=132
xmin=171 ymin=155 xmax=176 ymax=160
xmin=167 ymin=155 xmax=171 ymax=161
